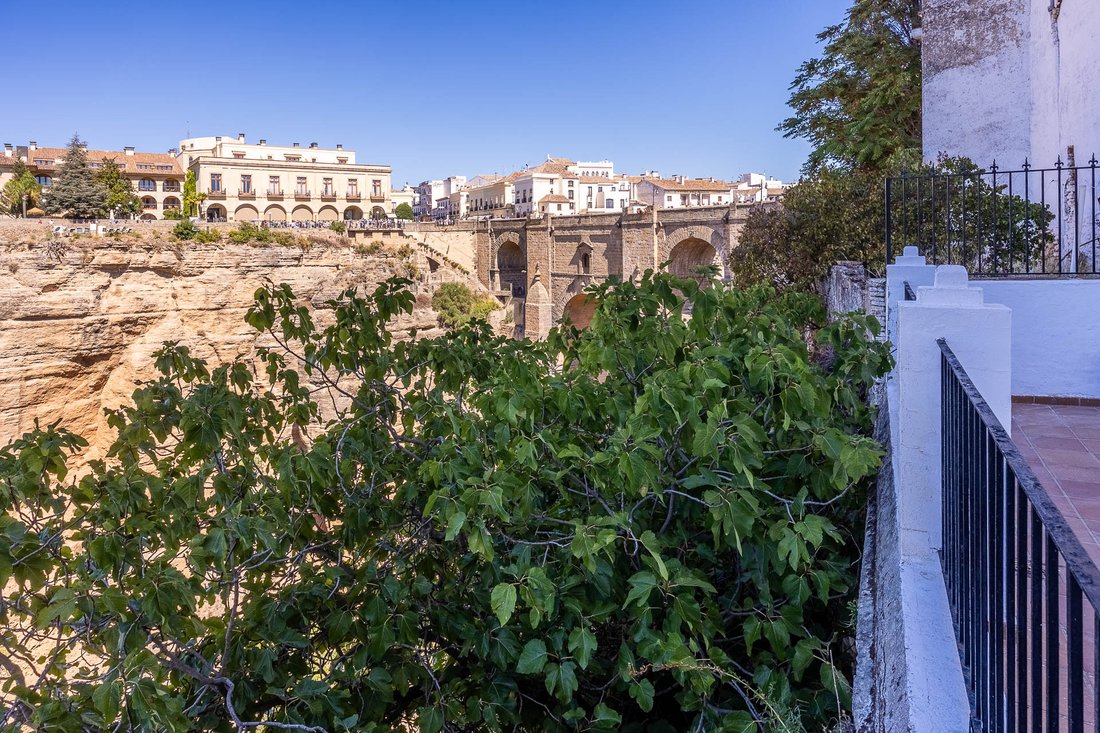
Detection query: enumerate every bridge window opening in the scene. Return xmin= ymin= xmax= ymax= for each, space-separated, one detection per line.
xmin=581 ymin=252 xmax=591 ymax=273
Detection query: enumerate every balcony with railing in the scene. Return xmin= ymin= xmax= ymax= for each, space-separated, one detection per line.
xmin=239 ymin=188 xmax=256 ymax=199
xmin=346 ymin=192 xmax=361 ymax=201
xmin=860 ymin=236 xmax=1100 ymax=732
xmin=294 ymin=190 xmax=312 ymax=200
xmin=320 ymin=189 xmax=337 ymax=201
xmin=885 ymin=157 xmax=1100 ymax=276
xmin=267 ymin=189 xmax=284 ymax=199
xmin=207 ymin=188 xmax=226 ymax=199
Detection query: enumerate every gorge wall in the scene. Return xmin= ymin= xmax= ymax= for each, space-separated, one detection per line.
xmin=0 ymin=222 xmax=478 ymax=457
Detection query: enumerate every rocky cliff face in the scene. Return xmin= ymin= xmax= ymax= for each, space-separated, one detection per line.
xmin=0 ymin=226 xmax=463 ymax=457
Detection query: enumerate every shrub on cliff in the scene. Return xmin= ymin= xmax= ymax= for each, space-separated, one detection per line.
xmin=171 ymin=218 xmax=198 ymax=240
xmin=431 ymin=282 xmax=499 ymax=328
xmin=0 ymin=273 xmax=889 ymax=732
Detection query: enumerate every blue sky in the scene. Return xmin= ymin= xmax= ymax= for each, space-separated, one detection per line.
xmin=3 ymin=0 xmax=849 ymax=185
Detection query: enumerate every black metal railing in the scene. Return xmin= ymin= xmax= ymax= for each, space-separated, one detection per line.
xmin=940 ymin=338 xmax=1100 ymax=732
xmin=903 ymin=280 xmax=916 ymax=301
xmin=886 ymin=158 xmax=1100 ymax=276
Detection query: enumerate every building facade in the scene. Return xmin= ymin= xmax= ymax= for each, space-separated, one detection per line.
xmin=632 ymin=176 xmax=736 ymax=209
xmin=177 ymin=134 xmax=392 ymax=222
xmin=1 ymin=141 xmax=184 ymax=219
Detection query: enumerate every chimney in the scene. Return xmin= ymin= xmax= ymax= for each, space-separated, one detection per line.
xmin=259 ymin=139 xmax=266 ymax=145
xmin=336 ymin=143 xmax=343 ymax=150
xmin=168 ymin=147 xmax=178 ymax=156
xmin=309 ymin=142 xmax=318 ymax=149
xmin=293 ymin=142 xmax=300 ymax=148
xmin=215 ymin=136 xmax=222 ymax=142
xmin=237 ymin=132 xmax=245 ymax=142
xmin=3 ymin=143 xmax=11 ymax=157
xmin=124 ymin=146 xmax=135 ymax=156
xmin=29 ymin=141 xmax=37 ymax=151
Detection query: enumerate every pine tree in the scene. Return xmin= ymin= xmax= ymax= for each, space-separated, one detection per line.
xmin=41 ymin=134 xmax=107 ymax=219
xmin=95 ymin=156 xmax=141 ymax=218
xmin=779 ymin=0 xmax=922 ymax=173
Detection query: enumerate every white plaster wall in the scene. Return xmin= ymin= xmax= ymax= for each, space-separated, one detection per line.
xmin=980 ymin=279 xmax=1100 ymax=398
xmin=923 ymin=0 xmax=1100 ymax=168
xmin=922 ymin=0 xmax=1032 ymax=166
xmin=1028 ymin=1 xmax=1100 ymax=167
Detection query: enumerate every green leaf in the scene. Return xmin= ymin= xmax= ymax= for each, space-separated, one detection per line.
xmin=568 ymin=626 xmax=597 ymax=669
xmin=491 ymin=583 xmax=517 ymax=627
xmin=629 ymin=678 xmax=655 ymax=712
xmin=445 ymin=511 xmax=466 ymax=541
xmin=624 ymin=571 xmax=658 ymax=609
xmin=419 ymin=706 xmax=443 ymax=733
xmin=517 ymin=638 xmax=548 ymax=674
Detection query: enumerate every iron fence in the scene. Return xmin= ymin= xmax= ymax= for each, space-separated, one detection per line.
xmin=940 ymin=338 xmax=1100 ymax=732
xmin=886 ymin=158 xmax=1100 ymax=276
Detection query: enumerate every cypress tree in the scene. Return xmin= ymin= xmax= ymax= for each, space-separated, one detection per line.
xmin=42 ymin=134 xmax=107 ymax=219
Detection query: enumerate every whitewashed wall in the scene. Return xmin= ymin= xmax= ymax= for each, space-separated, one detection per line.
xmin=980 ymin=279 xmax=1100 ymax=398
xmin=922 ymin=0 xmax=1100 ymax=168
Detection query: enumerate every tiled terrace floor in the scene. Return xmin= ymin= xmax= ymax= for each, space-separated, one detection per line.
xmin=1013 ymin=403 xmax=1100 ymax=561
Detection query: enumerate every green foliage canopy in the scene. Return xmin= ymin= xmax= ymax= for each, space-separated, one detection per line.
xmin=779 ymin=0 xmax=922 ymax=173
xmin=94 ymin=157 xmax=141 ymax=219
xmin=41 ymin=134 xmax=107 ymax=219
xmin=395 ymin=203 xmax=414 ymax=221
xmin=731 ymin=156 xmax=1057 ymax=290
xmin=0 ymin=160 xmax=41 ymax=216
xmin=731 ymin=166 xmax=887 ymax=291
xmin=430 ymin=282 xmax=499 ymax=329
xmin=0 ymin=273 xmax=889 ymax=732
xmin=183 ymin=170 xmax=204 ymax=217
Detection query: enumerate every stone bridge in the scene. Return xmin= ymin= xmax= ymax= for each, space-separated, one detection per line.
xmin=403 ymin=206 xmax=753 ymax=338
xmin=473 ymin=205 xmax=751 ymax=338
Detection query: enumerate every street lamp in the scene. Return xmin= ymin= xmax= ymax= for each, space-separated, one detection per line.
xmin=22 ymin=193 xmax=28 ymax=218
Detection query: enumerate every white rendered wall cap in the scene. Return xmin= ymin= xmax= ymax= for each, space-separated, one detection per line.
xmin=915 ymin=265 xmax=984 ymax=305
xmin=893 ymin=245 xmax=927 ymax=266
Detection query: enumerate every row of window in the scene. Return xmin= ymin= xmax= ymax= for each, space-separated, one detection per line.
xmin=210 ymin=174 xmax=382 ymax=196
xmin=30 ymin=158 xmax=174 ymax=173
xmin=32 ymin=176 xmax=179 ymax=192
xmin=229 ymin=152 xmax=349 ymax=164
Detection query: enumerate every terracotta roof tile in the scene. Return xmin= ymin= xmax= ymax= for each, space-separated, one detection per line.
xmin=638 ymin=177 xmax=734 ymax=192
xmin=539 ymin=194 xmax=572 ymax=204
xmin=23 ymin=147 xmax=182 ymax=175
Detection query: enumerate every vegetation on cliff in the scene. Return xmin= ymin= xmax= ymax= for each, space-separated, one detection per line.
xmin=0 ymin=271 xmax=889 ymax=732
xmin=430 ymin=282 xmax=499 ymax=329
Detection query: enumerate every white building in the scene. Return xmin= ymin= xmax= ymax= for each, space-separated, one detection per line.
xmin=177 ymin=134 xmax=392 ymax=222
xmin=414 ymin=176 xmax=467 ymax=220
xmin=731 ymin=173 xmax=788 ymax=204
xmin=390 ymin=184 xmax=415 ymax=213
xmin=632 ymin=176 xmax=735 ymax=209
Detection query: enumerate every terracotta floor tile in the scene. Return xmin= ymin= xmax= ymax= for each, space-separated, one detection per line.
xmin=1029 ymin=435 xmax=1087 ymax=451
xmin=1081 ymin=440 xmax=1100 ymax=456
xmin=1057 ymin=480 xmax=1100 ymax=498
xmin=1050 ymin=464 xmax=1100 ymax=483
xmin=1026 ymin=425 xmax=1082 ymax=440
xmin=1038 ymin=448 xmax=1100 ymax=469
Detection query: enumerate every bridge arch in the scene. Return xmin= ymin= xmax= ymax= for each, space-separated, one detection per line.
xmin=660 ymin=224 xmax=729 ymax=281
xmin=561 ymin=293 xmax=597 ymax=330
xmin=491 ymin=233 xmax=527 ymax=296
